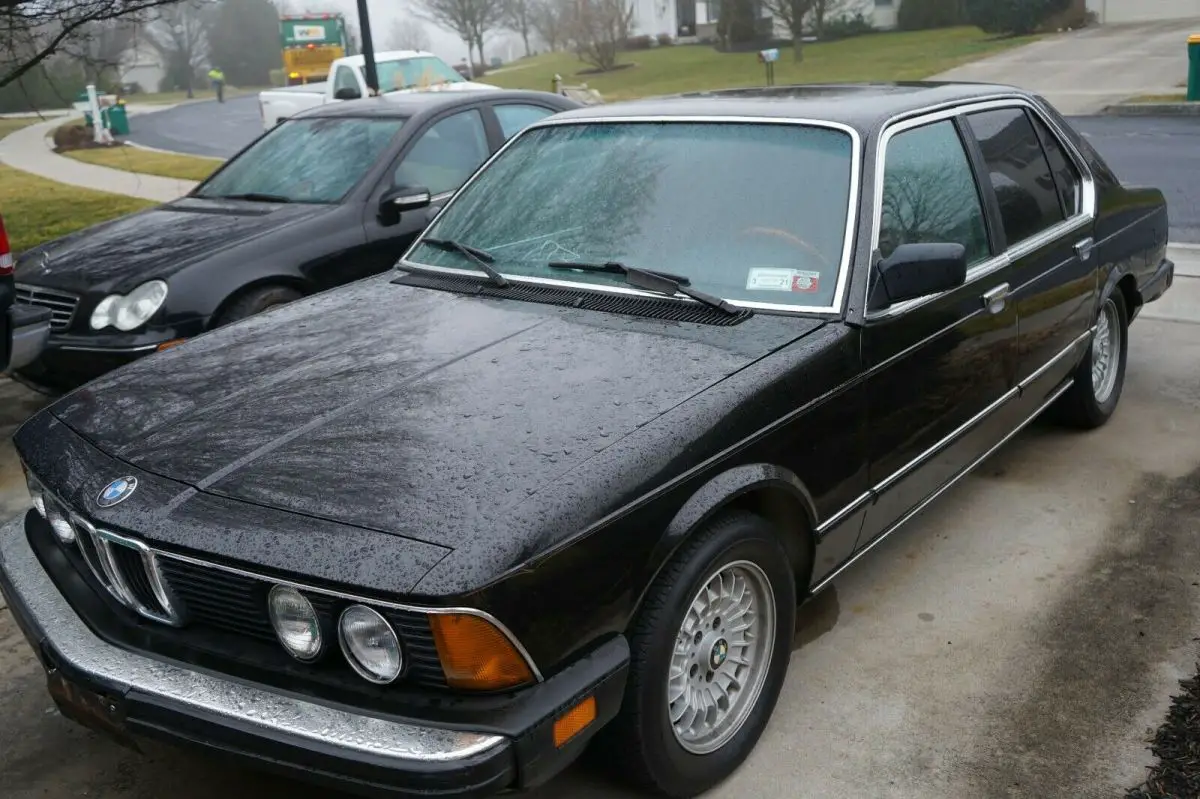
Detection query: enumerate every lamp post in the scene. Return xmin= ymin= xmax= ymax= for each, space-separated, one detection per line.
xmin=356 ymin=0 xmax=379 ymax=93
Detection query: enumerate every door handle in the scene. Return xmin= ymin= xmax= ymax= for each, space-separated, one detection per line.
xmin=981 ymin=283 xmax=1010 ymax=315
xmin=1075 ymin=237 xmax=1095 ymax=262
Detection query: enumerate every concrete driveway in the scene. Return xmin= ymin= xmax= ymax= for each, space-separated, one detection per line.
xmin=2 ymin=247 xmax=1199 ymax=798
xmin=933 ymin=21 xmax=1196 ymax=114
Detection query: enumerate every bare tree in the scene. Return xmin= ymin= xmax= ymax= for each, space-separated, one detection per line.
xmin=75 ymin=17 xmax=137 ymax=83
xmin=566 ymin=0 xmax=632 ymax=73
xmin=1 ymin=0 xmax=183 ymax=90
xmin=529 ymin=0 xmax=566 ymax=52
xmin=142 ymin=0 xmax=211 ymax=97
xmin=387 ymin=16 xmax=431 ymax=51
xmin=502 ymin=0 xmax=532 ymax=57
xmin=415 ymin=0 xmax=504 ymax=68
xmin=757 ymin=0 xmax=816 ymax=59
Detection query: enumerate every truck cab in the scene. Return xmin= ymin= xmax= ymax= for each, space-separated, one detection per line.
xmin=0 ymin=214 xmax=50 ymax=376
xmin=259 ymin=51 xmax=499 ymax=130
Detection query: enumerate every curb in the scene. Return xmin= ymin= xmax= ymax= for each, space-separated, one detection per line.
xmin=123 ymin=139 xmax=226 ymax=161
xmin=1102 ymin=102 xmax=1200 ymax=117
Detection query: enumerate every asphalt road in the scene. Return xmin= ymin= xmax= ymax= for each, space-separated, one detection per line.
xmin=127 ymin=100 xmax=1200 ymax=243
xmin=3 ymin=251 xmax=1199 ymax=798
xmin=129 ymin=95 xmax=263 ymax=159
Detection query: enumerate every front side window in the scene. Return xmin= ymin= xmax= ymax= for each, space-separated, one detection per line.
xmin=408 ymin=121 xmax=855 ymax=309
xmin=372 ymin=56 xmax=465 ymax=93
xmin=197 ymin=116 xmax=406 ymax=203
xmin=392 ymin=109 xmax=489 ymax=196
xmin=966 ymin=108 xmax=1066 ymax=246
xmin=878 ymin=120 xmax=990 ymax=266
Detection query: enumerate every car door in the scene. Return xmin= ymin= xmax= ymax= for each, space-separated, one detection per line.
xmin=961 ymin=104 xmax=1096 ymax=414
xmin=359 ymin=107 xmax=493 ymax=271
xmin=855 ymin=115 xmax=1021 ymax=551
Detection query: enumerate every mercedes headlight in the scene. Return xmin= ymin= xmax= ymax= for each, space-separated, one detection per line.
xmin=24 ymin=469 xmax=46 ymax=518
xmin=90 ymin=280 xmax=168 ymax=332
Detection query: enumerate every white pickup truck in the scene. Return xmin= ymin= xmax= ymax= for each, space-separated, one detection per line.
xmin=258 ymin=50 xmax=500 ymax=130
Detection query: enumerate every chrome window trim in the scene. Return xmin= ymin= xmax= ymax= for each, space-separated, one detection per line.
xmin=864 ymin=96 xmax=1098 ymax=321
xmin=398 ymin=114 xmax=864 ymax=317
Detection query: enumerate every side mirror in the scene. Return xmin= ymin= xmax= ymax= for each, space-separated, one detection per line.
xmin=333 ymin=86 xmax=362 ymax=101
xmin=378 ymin=186 xmax=432 ymax=226
xmin=874 ymin=243 xmax=967 ymax=307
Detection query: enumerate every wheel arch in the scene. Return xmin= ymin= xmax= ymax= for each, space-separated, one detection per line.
xmin=207 ymin=275 xmax=312 ymax=329
xmin=643 ymin=464 xmax=818 ymax=613
xmin=1099 ymin=267 xmax=1141 ymax=320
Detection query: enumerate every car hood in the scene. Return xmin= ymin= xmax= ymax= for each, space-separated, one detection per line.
xmin=15 ymin=198 xmax=332 ymax=295
xmin=46 ymin=275 xmax=818 ymax=556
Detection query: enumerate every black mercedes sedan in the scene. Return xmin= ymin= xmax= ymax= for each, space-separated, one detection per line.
xmin=11 ymin=88 xmax=579 ymax=393
xmin=2 ymin=83 xmax=1173 ymax=798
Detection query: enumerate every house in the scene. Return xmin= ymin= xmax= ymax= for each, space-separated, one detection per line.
xmin=116 ymin=34 xmax=166 ymax=93
xmin=670 ymin=0 xmax=1200 ymax=42
xmin=875 ymin=0 xmax=1200 ymax=27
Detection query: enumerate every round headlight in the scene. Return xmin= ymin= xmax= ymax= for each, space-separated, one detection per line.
xmin=268 ymin=585 xmax=323 ymax=661
xmin=338 ymin=605 xmax=403 ymax=684
xmin=44 ymin=502 xmax=75 ymax=544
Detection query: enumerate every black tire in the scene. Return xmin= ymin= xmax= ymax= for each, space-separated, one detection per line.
xmin=213 ymin=285 xmax=302 ymax=328
xmin=607 ymin=511 xmax=796 ymax=798
xmin=1053 ymin=290 xmax=1129 ymax=429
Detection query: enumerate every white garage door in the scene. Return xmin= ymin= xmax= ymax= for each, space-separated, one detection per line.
xmin=1102 ymin=0 xmax=1200 ymax=23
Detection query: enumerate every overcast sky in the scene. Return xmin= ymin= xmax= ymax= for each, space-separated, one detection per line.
xmin=286 ymin=0 xmax=529 ymax=65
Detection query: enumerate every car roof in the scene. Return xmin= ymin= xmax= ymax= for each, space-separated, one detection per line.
xmin=543 ymin=82 xmax=1033 ymax=134
xmin=297 ymin=89 xmax=578 ymax=120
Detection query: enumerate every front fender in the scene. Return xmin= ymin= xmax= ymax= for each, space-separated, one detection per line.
xmin=651 ymin=463 xmax=817 ymax=571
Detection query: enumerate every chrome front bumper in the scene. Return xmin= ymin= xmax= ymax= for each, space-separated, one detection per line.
xmin=0 ymin=516 xmax=505 ymax=763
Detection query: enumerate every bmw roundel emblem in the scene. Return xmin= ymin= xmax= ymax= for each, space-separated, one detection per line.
xmin=97 ymin=476 xmax=138 ymax=508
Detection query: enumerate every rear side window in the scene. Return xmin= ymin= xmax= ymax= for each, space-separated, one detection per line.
xmin=878 ymin=119 xmax=990 ymax=266
xmin=1029 ymin=114 xmax=1082 ymax=217
xmin=966 ymin=108 xmax=1065 ymax=246
xmin=494 ymin=104 xmax=557 ymax=139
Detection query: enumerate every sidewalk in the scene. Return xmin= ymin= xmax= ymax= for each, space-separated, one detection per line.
xmin=0 ymin=109 xmax=198 ymax=203
xmin=1145 ymin=244 xmax=1200 ymax=326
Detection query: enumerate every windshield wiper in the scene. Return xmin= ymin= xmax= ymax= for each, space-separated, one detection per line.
xmin=420 ymin=238 xmax=508 ymax=287
xmin=548 ymin=261 xmax=741 ymax=315
xmin=209 ymin=192 xmax=292 ymax=203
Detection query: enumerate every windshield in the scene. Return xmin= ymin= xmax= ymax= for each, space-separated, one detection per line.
xmin=197 ymin=116 xmax=406 ymax=203
xmin=369 ymin=56 xmax=465 ymax=92
xmin=408 ymin=121 xmax=855 ymax=309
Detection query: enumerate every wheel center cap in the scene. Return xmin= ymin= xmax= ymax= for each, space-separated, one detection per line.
xmin=709 ymin=638 xmax=729 ymax=670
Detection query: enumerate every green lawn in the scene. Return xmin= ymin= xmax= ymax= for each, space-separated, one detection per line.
xmin=64 ymin=146 xmax=222 ymax=182
xmin=0 ymin=119 xmax=153 ymax=254
xmin=484 ymin=27 xmax=1042 ymax=100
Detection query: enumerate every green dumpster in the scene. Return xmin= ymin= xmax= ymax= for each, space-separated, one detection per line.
xmin=106 ymin=103 xmax=130 ymax=135
xmin=1190 ymin=34 xmax=1200 ymax=102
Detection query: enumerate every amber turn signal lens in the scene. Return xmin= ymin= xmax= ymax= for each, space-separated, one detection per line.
xmin=552 ymin=696 xmax=597 ymax=748
xmin=428 ymin=613 xmax=534 ymax=691
xmin=156 ymin=339 xmax=186 ymax=351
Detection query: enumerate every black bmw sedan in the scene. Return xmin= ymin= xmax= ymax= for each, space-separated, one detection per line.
xmin=12 ymin=88 xmax=579 ymax=393
xmin=2 ymin=83 xmax=1173 ymax=798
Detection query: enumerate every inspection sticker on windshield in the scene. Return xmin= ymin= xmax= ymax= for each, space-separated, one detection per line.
xmin=746 ymin=268 xmax=821 ymax=294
